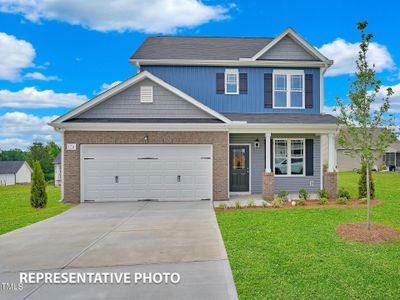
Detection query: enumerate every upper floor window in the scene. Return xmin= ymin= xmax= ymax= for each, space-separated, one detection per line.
xmin=225 ymin=69 xmax=239 ymax=94
xmin=273 ymin=70 xmax=304 ymax=109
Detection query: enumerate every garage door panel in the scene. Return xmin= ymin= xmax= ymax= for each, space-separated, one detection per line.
xmin=82 ymin=145 xmax=212 ymax=202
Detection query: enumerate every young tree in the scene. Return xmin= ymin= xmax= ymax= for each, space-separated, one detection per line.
xmin=31 ymin=161 xmax=48 ymax=208
xmin=336 ymin=21 xmax=396 ymax=230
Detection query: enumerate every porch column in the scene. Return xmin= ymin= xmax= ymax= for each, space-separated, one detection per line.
xmin=328 ymin=132 xmax=335 ymax=172
xmin=265 ymin=132 xmax=271 ymax=173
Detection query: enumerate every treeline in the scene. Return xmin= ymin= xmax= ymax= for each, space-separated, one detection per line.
xmin=0 ymin=141 xmax=60 ymax=181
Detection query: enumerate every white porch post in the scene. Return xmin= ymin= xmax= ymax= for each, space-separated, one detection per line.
xmin=328 ymin=132 xmax=335 ymax=172
xmin=265 ymin=132 xmax=272 ymax=173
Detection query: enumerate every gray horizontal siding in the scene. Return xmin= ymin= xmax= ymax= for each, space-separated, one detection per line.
xmin=259 ymin=36 xmax=318 ymax=61
xmin=77 ymin=79 xmax=213 ymax=119
xmin=229 ymin=134 xmax=321 ymax=194
xmin=274 ymin=135 xmax=321 ymax=193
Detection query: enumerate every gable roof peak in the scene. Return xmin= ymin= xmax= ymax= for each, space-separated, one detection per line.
xmin=251 ymin=27 xmax=332 ymax=63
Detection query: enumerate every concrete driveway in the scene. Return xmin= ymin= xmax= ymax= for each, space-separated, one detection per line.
xmin=0 ymin=201 xmax=237 ymax=300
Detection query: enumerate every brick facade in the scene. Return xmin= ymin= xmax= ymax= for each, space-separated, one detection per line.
xmin=323 ymin=172 xmax=338 ymax=199
xmin=262 ymin=172 xmax=275 ymax=200
xmin=63 ymin=131 xmax=229 ymax=203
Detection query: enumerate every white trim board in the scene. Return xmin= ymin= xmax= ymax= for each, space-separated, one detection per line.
xmin=50 ymin=121 xmax=338 ymax=134
xmin=129 ymin=59 xmax=332 ymax=68
xmin=51 ymin=71 xmax=231 ymax=124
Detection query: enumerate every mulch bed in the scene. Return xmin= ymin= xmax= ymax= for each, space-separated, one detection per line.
xmin=214 ymin=199 xmax=384 ymax=212
xmin=337 ymin=223 xmax=400 ymax=244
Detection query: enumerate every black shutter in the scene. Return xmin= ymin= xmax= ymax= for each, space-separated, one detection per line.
xmin=239 ymin=73 xmax=248 ymax=94
xmin=305 ymin=139 xmax=314 ymax=176
xmin=305 ymin=74 xmax=313 ymax=108
xmin=264 ymin=73 xmax=273 ymax=108
xmin=216 ymin=73 xmax=224 ymax=94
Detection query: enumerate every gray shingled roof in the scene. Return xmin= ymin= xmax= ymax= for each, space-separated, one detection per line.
xmin=53 ymin=154 xmax=61 ymax=164
xmin=130 ymin=36 xmax=273 ymax=60
xmin=0 ymin=161 xmax=26 ymax=174
xmin=223 ymin=113 xmax=338 ymax=124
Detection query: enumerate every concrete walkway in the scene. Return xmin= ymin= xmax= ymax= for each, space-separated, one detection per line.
xmin=0 ymin=201 xmax=237 ymax=300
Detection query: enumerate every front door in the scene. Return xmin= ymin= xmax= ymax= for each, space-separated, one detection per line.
xmin=229 ymin=145 xmax=250 ymax=192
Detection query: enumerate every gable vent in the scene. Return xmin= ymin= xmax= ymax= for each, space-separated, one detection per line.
xmin=140 ymin=86 xmax=153 ymax=103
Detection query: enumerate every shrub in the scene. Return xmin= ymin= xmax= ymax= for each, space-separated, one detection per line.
xmin=359 ymin=197 xmax=368 ymax=204
xmin=358 ymin=161 xmax=375 ymax=199
xmin=233 ymin=200 xmax=241 ymax=209
xmin=338 ymin=187 xmax=351 ymax=199
xmin=271 ymin=198 xmax=284 ymax=208
xmin=261 ymin=201 xmax=268 ymax=208
xmin=318 ymin=189 xmax=329 ymax=199
xmin=247 ymin=200 xmax=255 ymax=208
xmin=336 ymin=197 xmax=348 ymax=205
xmin=297 ymin=198 xmax=306 ymax=206
xmin=298 ymin=188 xmax=309 ymax=200
xmin=218 ymin=203 xmax=228 ymax=210
xmin=319 ymin=197 xmax=329 ymax=205
xmin=30 ymin=161 xmax=48 ymax=209
xmin=277 ymin=190 xmax=289 ymax=200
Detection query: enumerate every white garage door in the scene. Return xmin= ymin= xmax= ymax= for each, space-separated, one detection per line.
xmin=81 ymin=144 xmax=212 ymax=202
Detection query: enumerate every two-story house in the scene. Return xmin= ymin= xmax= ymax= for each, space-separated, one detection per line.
xmin=50 ymin=28 xmax=338 ymax=203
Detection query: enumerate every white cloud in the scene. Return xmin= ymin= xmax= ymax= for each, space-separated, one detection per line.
xmin=0 ymin=32 xmax=35 ymax=80
xmin=0 ymin=87 xmax=88 ymax=108
xmin=0 ymin=112 xmax=59 ymax=150
xmin=24 ymin=71 xmax=60 ymax=81
xmin=95 ymin=81 xmax=122 ymax=94
xmin=319 ymin=38 xmax=395 ymax=77
xmin=0 ymin=0 xmax=230 ymax=33
xmin=325 ymin=83 xmax=400 ymax=116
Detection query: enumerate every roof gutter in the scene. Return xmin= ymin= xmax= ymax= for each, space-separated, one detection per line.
xmin=129 ymin=59 xmax=334 ymax=68
xmin=49 ymin=121 xmax=337 ymax=133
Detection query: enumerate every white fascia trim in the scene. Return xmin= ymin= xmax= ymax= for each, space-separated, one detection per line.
xmin=50 ymin=121 xmax=337 ymax=133
xmin=128 ymin=59 xmax=333 ymax=68
xmin=251 ymin=28 xmax=332 ymax=63
xmin=51 ymin=70 xmax=231 ymax=124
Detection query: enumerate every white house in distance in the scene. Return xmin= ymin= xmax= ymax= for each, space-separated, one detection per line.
xmin=0 ymin=161 xmax=32 ymax=186
xmin=53 ymin=154 xmax=62 ymax=187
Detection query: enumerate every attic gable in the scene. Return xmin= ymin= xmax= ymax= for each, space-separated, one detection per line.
xmin=252 ymin=28 xmax=331 ymax=63
xmin=51 ymin=71 xmax=231 ymax=124
xmin=257 ymin=35 xmax=319 ymax=61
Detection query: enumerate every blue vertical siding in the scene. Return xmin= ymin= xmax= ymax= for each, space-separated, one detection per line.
xmin=142 ymin=66 xmax=321 ymax=114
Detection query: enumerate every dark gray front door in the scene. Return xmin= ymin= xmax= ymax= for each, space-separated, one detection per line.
xmin=229 ymin=145 xmax=250 ymax=192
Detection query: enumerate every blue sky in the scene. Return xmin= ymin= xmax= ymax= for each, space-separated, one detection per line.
xmin=0 ymin=0 xmax=399 ymax=149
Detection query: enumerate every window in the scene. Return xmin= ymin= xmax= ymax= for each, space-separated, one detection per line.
xmin=232 ymin=148 xmax=246 ymax=170
xmin=273 ymin=70 xmax=304 ymax=108
xmin=274 ymin=139 xmax=305 ymax=176
xmin=225 ymin=69 xmax=239 ymax=94
xmin=140 ymin=86 xmax=153 ymax=103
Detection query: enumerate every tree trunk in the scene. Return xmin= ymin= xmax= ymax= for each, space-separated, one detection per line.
xmin=366 ymin=159 xmax=371 ymax=230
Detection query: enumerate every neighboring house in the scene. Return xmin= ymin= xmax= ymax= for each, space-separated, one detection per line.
xmin=53 ymin=154 xmax=62 ymax=187
xmin=335 ymin=129 xmax=394 ymax=172
xmin=0 ymin=161 xmax=32 ymax=186
xmin=384 ymin=140 xmax=400 ymax=171
xmin=50 ymin=28 xmax=338 ymax=203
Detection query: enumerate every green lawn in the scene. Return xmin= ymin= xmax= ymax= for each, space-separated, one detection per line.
xmin=0 ymin=185 xmax=72 ymax=235
xmin=217 ymin=172 xmax=400 ymax=299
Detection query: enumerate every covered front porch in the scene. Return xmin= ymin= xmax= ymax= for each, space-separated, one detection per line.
xmin=228 ymin=130 xmax=337 ymax=200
